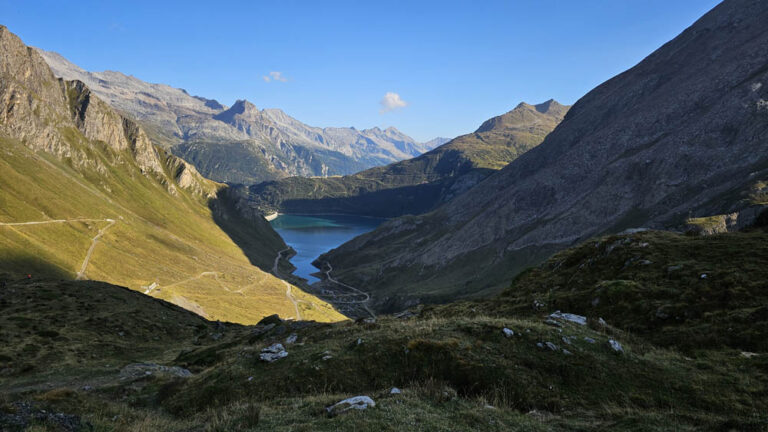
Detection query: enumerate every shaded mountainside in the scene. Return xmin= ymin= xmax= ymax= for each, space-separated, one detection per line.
xmin=37 ymin=49 xmax=440 ymax=183
xmin=320 ymin=0 xmax=768 ymax=313
xmin=240 ymin=101 xmax=568 ymax=218
xmin=1 ymin=226 xmax=767 ymax=430
xmin=0 ymin=25 xmax=343 ymax=324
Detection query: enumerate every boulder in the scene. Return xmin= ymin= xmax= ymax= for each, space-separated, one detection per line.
xmin=608 ymin=339 xmax=624 ymax=354
xmin=549 ymin=311 xmax=587 ymax=326
xmin=260 ymin=343 xmax=288 ymax=362
xmin=502 ymin=328 xmax=515 ymax=338
xmin=326 ymin=396 xmax=376 ymax=417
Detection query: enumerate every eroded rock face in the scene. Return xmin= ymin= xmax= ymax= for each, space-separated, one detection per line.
xmin=0 ymin=25 xmax=217 ymax=198
xmin=321 ymin=0 xmax=768 ymax=312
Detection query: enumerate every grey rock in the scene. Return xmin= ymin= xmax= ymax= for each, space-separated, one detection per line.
xmin=545 ymin=342 xmax=559 ymax=351
xmin=608 ymin=339 xmax=624 ymax=354
xmin=260 ymin=343 xmax=288 ymax=363
xmin=502 ymin=328 xmax=515 ymax=338
xmin=285 ymin=333 xmax=298 ymax=344
xmin=326 ymin=396 xmax=376 ymax=416
xmin=583 ymin=337 xmax=596 ymax=344
xmin=390 ymin=387 xmax=402 ymax=394
xmin=549 ymin=311 xmax=587 ymax=326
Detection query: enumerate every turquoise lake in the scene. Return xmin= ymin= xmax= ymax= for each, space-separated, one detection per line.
xmin=269 ymin=214 xmax=385 ymax=283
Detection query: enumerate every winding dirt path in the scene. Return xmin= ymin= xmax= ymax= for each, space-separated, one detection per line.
xmin=322 ymin=262 xmax=376 ymax=319
xmin=273 ymin=247 xmax=302 ymax=320
xmin=76 ymin=219 xmax=116 ymax=280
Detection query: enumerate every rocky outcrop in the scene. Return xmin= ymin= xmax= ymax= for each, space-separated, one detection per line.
xmin=320 ymin=0 xmax=768 ymax=312
xmin=0 ymin=26 xmax=216 ymax=198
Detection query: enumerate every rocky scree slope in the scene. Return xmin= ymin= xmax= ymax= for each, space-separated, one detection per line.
xmin=37 ymin=49 xmax=440 ymax=184
xmin=239 ymin=100 xmax=568 ymax=218
xmin=319 ymin=0 xmax=768 ymax=313
xmin=0 ymin=25 xmax=343 ymax=324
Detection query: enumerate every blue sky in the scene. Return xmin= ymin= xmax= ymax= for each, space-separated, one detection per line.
xmin=1 ymin=0 xmax=720 ymax=141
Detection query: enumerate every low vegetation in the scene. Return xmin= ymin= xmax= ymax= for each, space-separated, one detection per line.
xmin=2 ymin=227 xmax=767 ymax=431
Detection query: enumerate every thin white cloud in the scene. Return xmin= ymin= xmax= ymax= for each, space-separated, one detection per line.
xmin=262 ymin=71 xmax=288 ymax=83
xmin=379 ymin=92 xmax=408 ymax=113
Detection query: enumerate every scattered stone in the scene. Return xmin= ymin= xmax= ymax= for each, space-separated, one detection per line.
xmin=544 ymin=319 xmax=562 ymax=328
xmin=700 ymin=273 xmax=708 ymax=279
xmin=390 ymin=387 xmax=402 ymax=394
xmin=502 ymin=328 xmax=515 ymax=338
xmin=118 ymin=331 xmax=125 ymax=337
xmin=326 ymin=396 xmax=376 ymax=417
xmin=545 ymin=342 xmax=559 ymax=351
xmin=549 ymin=311 xmax=587 ymax=326
xmin=608 ymin=339 xmax=624 ymax=354
xmin=741 ymin=351 xmax=759 ymax=358
xmin=598 ymin=318 xmax=607 ymax=326
xmin=484 ymin=404 xmax=496 ymax=409
xmin=81 ymin=385 xmax=93 ymax=391
xmin=562 ymin=349 xmax=573 ymax=356
xmin=667 ymin=265 xmax=683 ymax=272
xmin=357 ymin=338 xmax=363 ymax=345
xmin=363 ymin=317 xmax=376 ymax=324
xmin=637 ymin=242 xmax=650 ymax=248
xmin=561 ymin=336 xmax=573 ymax=345
xmin=120 ymin=363 xmax=192 ymax=379
xmin=533 ymin=299 xmax=546 ymax=310
xmin=321 ymin=350 xmax=333 ymax=361
xmin=536 ymin=342 xmax=544 ymax=349
xmin=583 ymin=337 xmax=596 ymax=344
xmin=260 ymin=343 xmax=288 ymax=363
xmin=639 ymin=259 xmax=653 ymax=265
xmin=285 ymin=333 xmax=298 ymax=344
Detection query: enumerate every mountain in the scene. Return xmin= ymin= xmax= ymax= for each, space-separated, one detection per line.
xmin=318 ymin=0 xmax=768 ymax=313
xmin=238 ymin=100 xmax=569 ymax=218
xmin=37 ymin=49 xmax=436 ymax=184
xmin=0 ymin=25 xmax=343 ymax=324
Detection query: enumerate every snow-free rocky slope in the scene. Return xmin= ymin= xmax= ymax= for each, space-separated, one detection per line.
xmin=37 ymin=49 xmax=442 ymax=184
xmin=240 ymin=100 xmax=568 ymax=218
xmin=0 ymin=25 xmax=343 ymax=324
xmin=320 ymin=0 xmax=768 ymax=313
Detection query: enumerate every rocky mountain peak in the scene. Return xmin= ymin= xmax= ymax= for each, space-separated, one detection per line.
xmin=476 ymin=99 xmax=566 ymax=133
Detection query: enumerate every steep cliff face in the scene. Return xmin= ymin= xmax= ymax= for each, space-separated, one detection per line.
xmin=0 ymin=25 xmax=343 ymax=324
xmin=242 ymin=100 xmax=569 ymax=218
xmin=37 ymin=49 xmax=439 ymax=183
xmin=320 ymin=0 xmax=768 ymax=312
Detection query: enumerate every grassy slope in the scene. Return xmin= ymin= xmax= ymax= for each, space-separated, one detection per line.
xmin=0 ymin=133 xmax=344 ymax=324
xmin=1 ymin=228 xmax=767 ymax=431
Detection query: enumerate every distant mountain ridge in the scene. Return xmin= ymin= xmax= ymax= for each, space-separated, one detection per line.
xmin=238 ymin=100 xmax=569 ymax=218
xmin=36 ymin=49 xmax=443 ymax=183
xmin=319 ymin=0 xmax=768 ymax=313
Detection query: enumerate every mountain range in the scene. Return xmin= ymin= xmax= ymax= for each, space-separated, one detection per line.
xmin=238 ymin=100 xmax=569 ymax=218
xmin=37 ymin=49 xmax=447 ymax=184
xmin=317 ymin=0 xmax=768 ymax=313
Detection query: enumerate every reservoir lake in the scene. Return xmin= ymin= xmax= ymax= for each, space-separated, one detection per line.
xmin=270 ymin=214 xmax=385 ymax=283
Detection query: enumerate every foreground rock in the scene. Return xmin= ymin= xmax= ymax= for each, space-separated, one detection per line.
xmin=260 ymin=343 xmax=288 ymax=362
xmin=326 ymin=396 xmax=376 ymax=417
